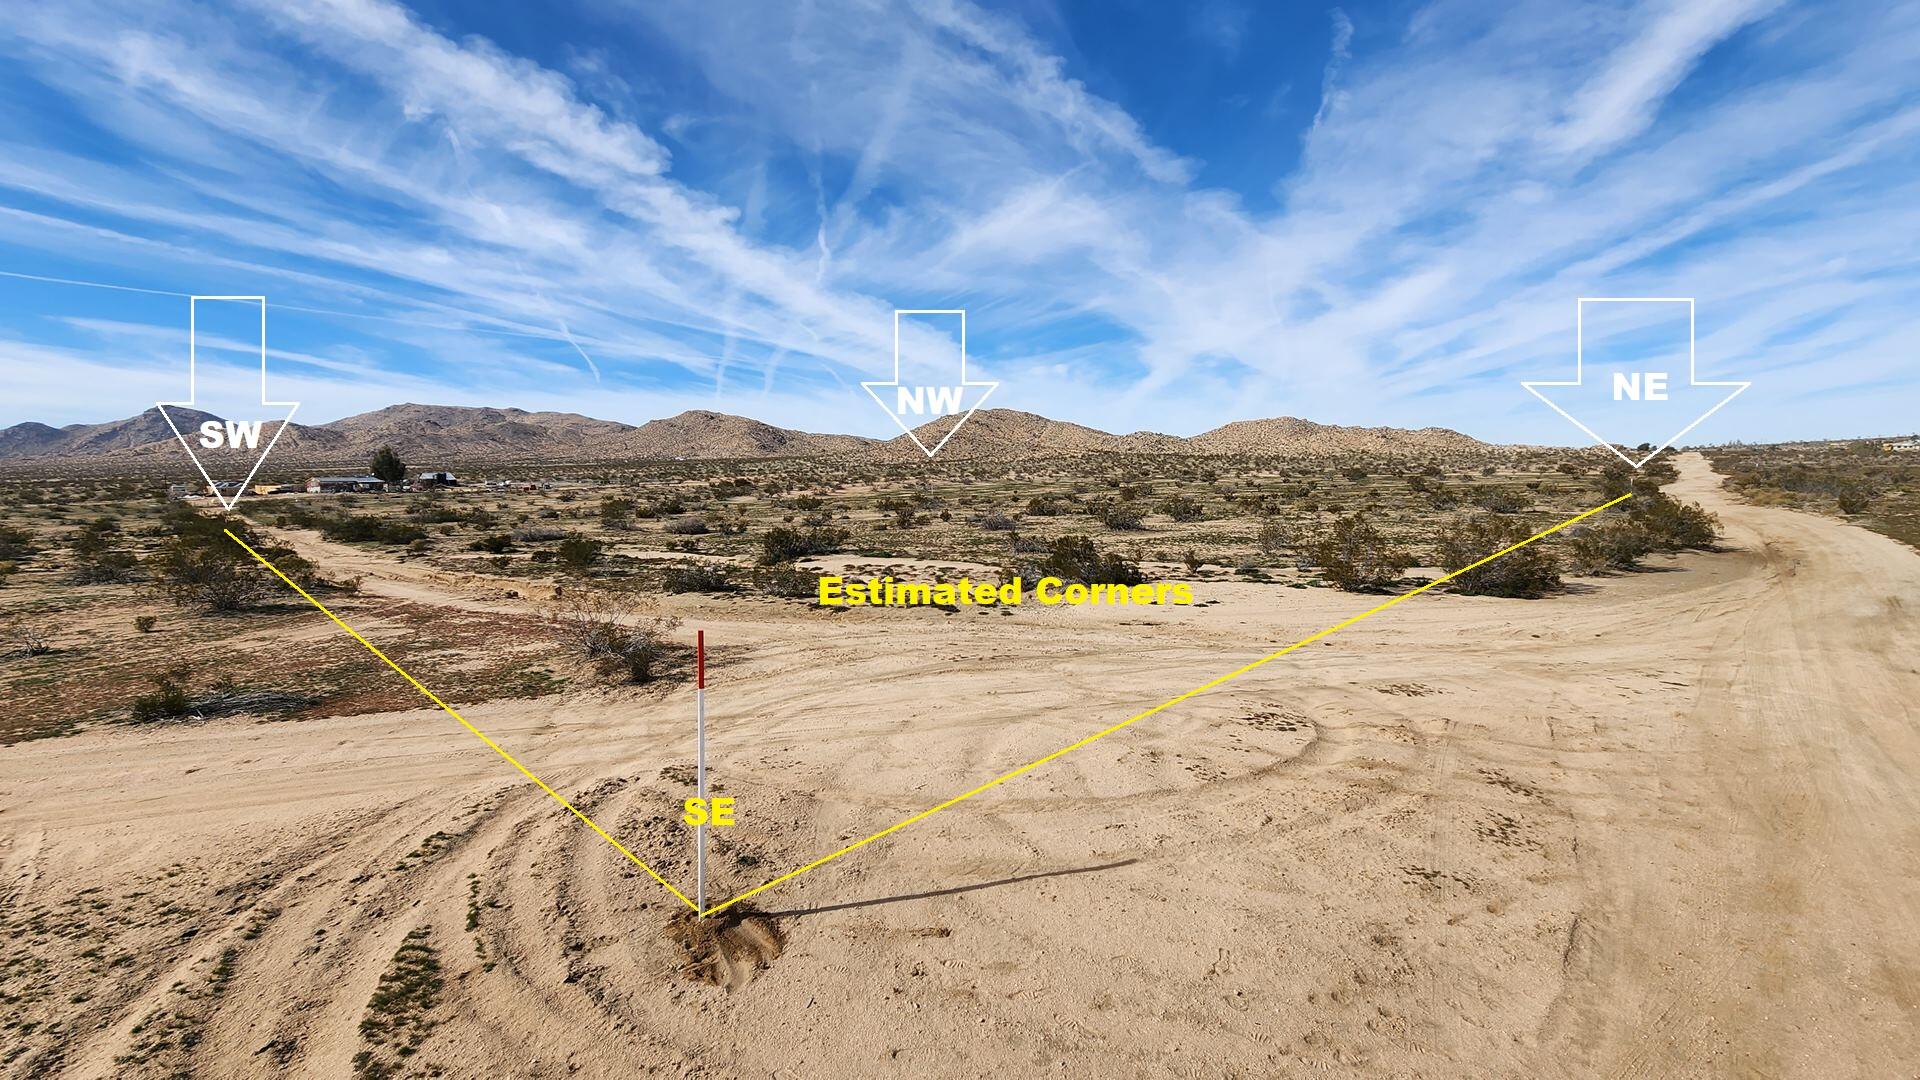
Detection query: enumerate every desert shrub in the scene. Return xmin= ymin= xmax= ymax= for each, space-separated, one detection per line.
xmin=1013 ymin=535 xmax=1143 ymax=586
xmin=545 ymin=590 xmax=680 ymax=684
xmin=149 ymin=508 xmax=303 ymax=611
xmin=134 ymin=614 xmax=158 ymax=633
xmin=321 ymin=514 xmax=427 ymax=546
xmin=511 ymin=524 xmax=568 ymax=542
xmin=1159 ymin=494 xmax=1205 ymax=522
xmin=753 ymin=564 xmax=818 ymax=598
xmin=1310 ymin=514 xmax=1411 ymax=592
xmin=1435 ymin=513 xmax=1561 ymax=598
xmin=0 ymin=525 xmax=33 ymax=562
xmin=131 ymin=669 xmax=191 ymax=723
xmin=1 ymin=614 xmax=52 ymax=658
xmin=70 ymin=517 xmax=137 ymax=582
xmin=663 ymin=515 xmax=710 ymax=536
xmin=1474 ymin=488 xmax=1527 ymax=514
xmin=758 ymin=526 xmax=845 ymax=565
xmin=1834 ymin=484 xmax=1871 ymax=515
xmin=1255 ymin=519 xmax=1292 ymax=555
xmin=979 ymin=510 xmax=1018 ymax=531
xmin=660 ymin=561 xmax=733 ymax=593
xmin=1630 ymin=493 xmax=1719 ymax=551
xmin=600 ymin=496 xmax=635 ymax=529
xmin=469 ymin=533 xmax=514 ymax=554
xmin=556 ymin=535 xmax=603 ymax=572
xmin=1025 ymin=495 xmax=1062 ymax=517
xmin=1087 ymin=499 xmax=1145 ymax=530
xmin=1562 ymin=519 xmax=1656 ymax=574
xmin=705 ymin=511 xmax=749 ymax=536
xmin=406 ymin=499 xmax=465 ymax=524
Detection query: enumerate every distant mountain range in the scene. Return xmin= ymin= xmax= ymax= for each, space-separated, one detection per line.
xmin=0 ymin=403 xmax=1491 ymax=468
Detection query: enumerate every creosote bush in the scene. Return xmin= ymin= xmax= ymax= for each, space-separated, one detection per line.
xmin=1310 ymin=513 xmax=1411 ymax=592
xmin=1435 ymin=513 xmax=1561 ymax=598
xmin=758 ymin=525 xmax=845 ymax=565
xmin=660 ymin=561 xmax=733 ymax=593
xmin=1010 ymin=534 xmax=1143 ymax=586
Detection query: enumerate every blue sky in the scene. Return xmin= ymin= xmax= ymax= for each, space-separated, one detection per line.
xmin=0 ymin=0 xmax=1915 ymax=443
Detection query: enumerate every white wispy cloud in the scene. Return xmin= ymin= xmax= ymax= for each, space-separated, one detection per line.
xmin=0 ymin=0 xmax=1914 ymax=445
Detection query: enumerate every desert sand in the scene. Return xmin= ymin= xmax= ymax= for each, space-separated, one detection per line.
xmin=2 ymin=453 xmax=1915 ymax=1077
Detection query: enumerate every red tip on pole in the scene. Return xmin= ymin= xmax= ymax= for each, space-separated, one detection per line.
xmin=696 ymin=629 xmax=705 ymax=689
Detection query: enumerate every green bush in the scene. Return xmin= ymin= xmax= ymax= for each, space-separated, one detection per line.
xmin=150 ymin=506 xmax=319 ymax=611
xmin=660 ymin=561 xmax=732 ymax=593
xmin=753 ymin=564 xmax=818 ymax=598
xmin=1435 ymin=513 xmax=1561 ymax=598
xmin=1630 ymin=493 xmax=1719 ymax=551
xmin=469 ymin=533 xmax=514 ymax=554
xmin=1158 ymin=494 xmax=1205 ymax=522
xmin=556 ymin=535 xmax=603 ymax=572
xmin=1563 ymin=519 xmax=1657 ymax=574
xmin=70 ymin=517 xmax=137 ymax=583
xmin=1310 ymin=514 xmax=1411 ymax=592
xmin=1088 ymin=499 xmax=1145 ymax=530
xmin=321 ymin=514 xmax=427 ymax=546
xmin=1013 ymin=535 xmax=1143 ymax=586
xmin=0 ymin=525 xmax=33 ymax=562
xmin=131 ymin=669 xmax=191 ymax=723
xmin=759 ymin=526 xmax=845 ymax=565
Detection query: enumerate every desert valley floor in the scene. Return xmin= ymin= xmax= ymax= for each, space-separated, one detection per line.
xmin=2 ymin=454 xmax=1916 ymax=1078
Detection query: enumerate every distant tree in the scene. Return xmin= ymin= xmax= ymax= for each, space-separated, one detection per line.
xmin=370 ymin=445 xmax=406 ymax=486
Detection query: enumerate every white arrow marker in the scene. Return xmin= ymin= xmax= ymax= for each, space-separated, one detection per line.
xmin=157 ymin=295 xmax=300 ymax=510
xmin=861 ymin=308 xmax=998 ymax=459
xmin=1523 ymin=297 xmax=1749 ymax=470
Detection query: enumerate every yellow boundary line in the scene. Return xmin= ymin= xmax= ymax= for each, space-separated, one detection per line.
xmin=229 ymin=492 xmax=1629 ymax=919
xmin=223 ymin=529 xmax=702 ymax=915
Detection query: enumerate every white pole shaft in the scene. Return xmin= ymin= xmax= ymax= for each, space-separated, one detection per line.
xmin=695 ymin=684 xmax=706 ymax=914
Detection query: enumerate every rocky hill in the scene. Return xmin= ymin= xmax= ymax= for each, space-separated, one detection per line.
xmin=0 ymin=407 xmax=223 ymax=460
xmin=605 ymin=410 xmax=874 ymax=460
xmin=878 ymin=408 xmax=1484 ymax=460
xmin=1188 ymin=416 xmax=1486 ymax=457
xmin=0 ymin=402 xmax=1491 ymax=469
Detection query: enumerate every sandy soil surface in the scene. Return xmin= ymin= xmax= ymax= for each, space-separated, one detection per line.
xmin=2 ymin=454 xmax=1915 ymax=1077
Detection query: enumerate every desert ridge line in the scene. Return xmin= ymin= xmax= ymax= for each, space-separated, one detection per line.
xmin=817 ymin=574 xmax=1194 ymax=608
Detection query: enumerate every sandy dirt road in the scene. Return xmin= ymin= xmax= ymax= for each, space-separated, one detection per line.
xmin=1 ymin=454 xmax=1914 ymax=1077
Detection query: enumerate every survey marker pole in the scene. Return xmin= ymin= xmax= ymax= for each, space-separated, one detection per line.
xmin=695 ymin=629 xmax=706 ymax=915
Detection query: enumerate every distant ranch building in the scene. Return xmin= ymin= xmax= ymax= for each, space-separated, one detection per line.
xmin=306 ymin=475 xmax=389 ymax=493
xmin=1885 ymin=439 xmax=1920 ymax=453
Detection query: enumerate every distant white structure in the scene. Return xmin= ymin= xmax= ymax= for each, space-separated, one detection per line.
xmin=1884 ymin=439 xmax=1920 ymax=453
xmin=416 ymin=470 xmax=458 ymax=487
xmin=306 ymin=475 xmax=388 ymax=493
